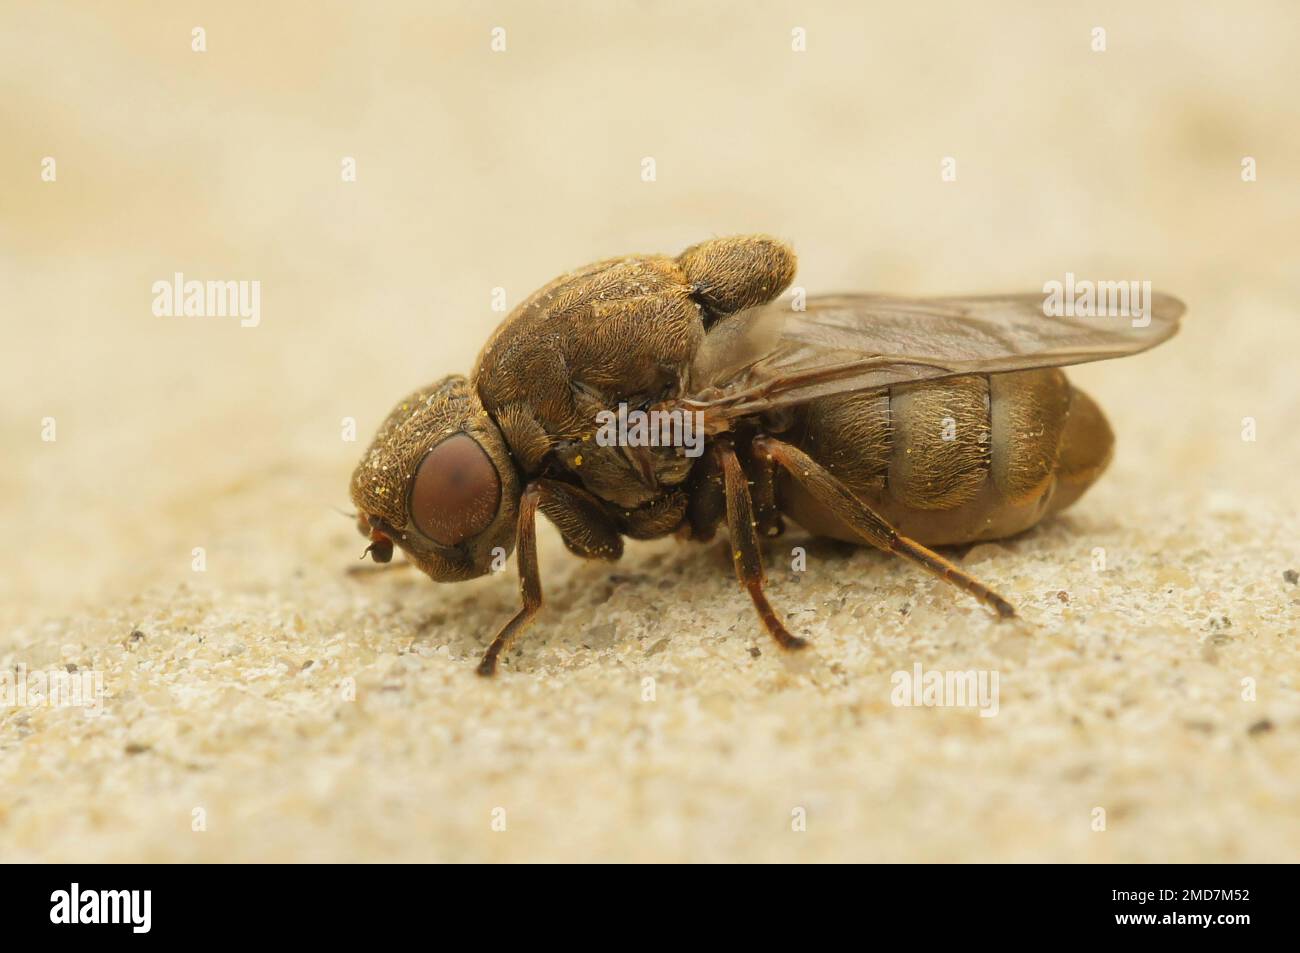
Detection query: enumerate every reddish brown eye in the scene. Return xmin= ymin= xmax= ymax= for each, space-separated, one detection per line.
xmin=409 ymin=434 xmax=501 ymax=546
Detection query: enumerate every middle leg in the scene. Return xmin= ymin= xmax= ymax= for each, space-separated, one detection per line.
xmin=716 ymin=442 xmax=808 ymax=651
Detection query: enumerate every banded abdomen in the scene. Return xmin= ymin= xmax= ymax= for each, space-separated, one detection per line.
xmin=777 ymin=369 xmax=1114 ymax=546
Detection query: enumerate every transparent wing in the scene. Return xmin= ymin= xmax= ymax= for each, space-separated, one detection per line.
xmin=679 ymin=291 xmax=1185 ymax=425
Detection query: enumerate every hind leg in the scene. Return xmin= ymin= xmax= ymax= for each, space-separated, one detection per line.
xmin=754 ymin=436 xmax=1017 ymax=618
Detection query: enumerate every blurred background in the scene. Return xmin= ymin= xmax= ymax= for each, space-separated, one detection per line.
xmin=1 ymin=2 xmax=1297 ymax=861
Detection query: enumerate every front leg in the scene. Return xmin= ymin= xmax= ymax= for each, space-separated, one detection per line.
xmin=478 ymin=484 xmax=542 ymax=676
xmin=478 ymin=479 xmax=624 ymax=676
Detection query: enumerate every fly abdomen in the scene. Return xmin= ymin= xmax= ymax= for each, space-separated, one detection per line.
xmin=888 ymin=374 xmax=991 ymax=510
xmin=778 ymin=369 xmax=1112 ymax=546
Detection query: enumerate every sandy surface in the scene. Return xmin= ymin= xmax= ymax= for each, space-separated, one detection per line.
xmin=2 ymin=2 xmax=1298 ymax=862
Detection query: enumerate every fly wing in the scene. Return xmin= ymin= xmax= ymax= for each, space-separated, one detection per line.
xmin=678 ymin=291 xmax=1185 ymax=426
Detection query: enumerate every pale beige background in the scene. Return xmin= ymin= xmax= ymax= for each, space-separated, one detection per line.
xmin=1 ymin=1 xmax=1297 ymax=862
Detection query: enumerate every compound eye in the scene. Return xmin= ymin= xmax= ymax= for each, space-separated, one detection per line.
xmin=409 ymin=434 xmax=502 ymax=546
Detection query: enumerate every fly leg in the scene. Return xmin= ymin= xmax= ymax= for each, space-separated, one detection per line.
xmin=478 ymin=479 xmax=624 ymax=676
xmin=740 ymin=437 xmax=785 ymax=539
xmin=478 ymin=484 xmax=543 ymax=676
xmin=718 ymin=442 xmax=808 ymax=651
xmin=754 ymin=436 xmax=1017 ymax=619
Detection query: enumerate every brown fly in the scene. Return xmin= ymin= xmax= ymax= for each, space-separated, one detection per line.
xmin=349 ymin=236 xmax=1184 ymax=675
